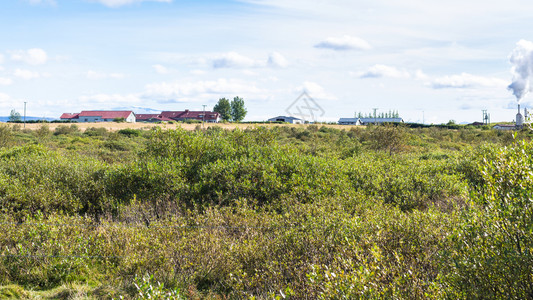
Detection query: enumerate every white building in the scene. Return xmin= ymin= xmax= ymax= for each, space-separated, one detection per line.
xmin=338 ymin=118 xmax=362 ymax=125
xmin=60 ymin=111 xmax=136 ymax=123
xmin=338 ymin=117 xmax=403 ymax=125
xmin=268 ymin=116 xmax=304 ymax=124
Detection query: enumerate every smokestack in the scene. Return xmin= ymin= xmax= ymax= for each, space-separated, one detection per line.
xmin=517 ymin=104 xmax=524 ymax=128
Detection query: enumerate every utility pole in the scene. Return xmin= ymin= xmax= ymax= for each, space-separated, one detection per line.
xmin=482 ymin=110 xmax=490 ymax=125
xmin=202 ymin=104 xmax=207 ymax=129
xmin=23 ymin=101 xmax=27 ymax=128
xmin=373 ymin=108 xmax=378 ymax=125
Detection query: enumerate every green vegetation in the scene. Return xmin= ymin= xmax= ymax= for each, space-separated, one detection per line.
xmin=231 ymin=96 xmax=247 ymax=122
xmin=213 ymin=98 xmax=232 ymax=122
xmin=214 ymin=96 xmax=248 ymax=122
xmin=0 ymin=123 xmax=531 ymax=298
xmin=8 ymin=109 xmax=21 ymax=122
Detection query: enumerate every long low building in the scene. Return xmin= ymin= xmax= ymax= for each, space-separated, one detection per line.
xmin=135 ymin=114 xmax=174 ymax=123
xmin=338 ymin=118 xmax=362 ymax=125
xmin=160 ymin=110 xmax=220 ymax=123
xmin=267 ymin=116 xmax=303 ymax=124
xmin=338 ymin=117 xmax=403 ymax=125
xmin=60 ymin=111 xmax=136 ymax=123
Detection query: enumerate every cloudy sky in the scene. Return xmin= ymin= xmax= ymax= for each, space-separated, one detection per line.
xmin=1 ymin=0 xmax=533 ymax=123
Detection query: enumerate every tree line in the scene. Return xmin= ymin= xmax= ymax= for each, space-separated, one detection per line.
xmin=355 ymin=110 xmax=400 ymax=119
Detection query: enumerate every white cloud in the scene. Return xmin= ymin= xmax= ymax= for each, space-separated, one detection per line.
xmin=26 ymin=0 xmax=57 ymax=5
xmin=89 ymin=0 xmax=172 ymax=8
xmin=359 ymin=64 xmax=410 ymax=79
xmin=414 ymin=69 xmax=429 ymax=81
xmin=87 ymin=70 xmax=125 ymax=80
xmin=242 ymin=70 xmax=259 ymax=76
xmin=152 ymin=64 xmax=169 ymax=74
xmin=268 ymin=52 xmax=289 ymax=68
xmin=0 ymin=78 xmax=13 ymax=86
xmin=11 ymin=48 xmax=48 ymax=65
xmin=0 ymin=93 xmax=10 ymax=102
xmin=315 ymin=35 xmax=371 ymax=51
xmin=190 ymin=69 xmax=207 ymax=75
xmin=143 ymin=78 xmax=266 ymax=102
xmin=78 ymin=93 xmax=141 ymax=105
xmin=0 ymin=93 xmax=17 ymax=110
xmin=431 ymin=73 xmax=508 ymax=89
xmin=212 ymin=52 xmax=260 ymax=69
xmin=297 ymin=81 xmax=337 ymax=101
xmin=14 ymin=69 xmax=41 ymax=80
xmin=0 ymin=54 xmax=4 ymax=64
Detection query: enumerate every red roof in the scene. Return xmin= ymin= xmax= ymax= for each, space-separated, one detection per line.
xmin=161 ymin=110 xmax=220 ymax=121
xmin=60 ymin=113 xmax=79 ymax=119
xmin=78 ymin=111 xmax=134 ymax=119
xmin=136 ymin=114 xmax=174 ymax=121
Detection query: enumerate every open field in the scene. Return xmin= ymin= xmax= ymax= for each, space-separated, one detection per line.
xmin=0 ymin=124 xmax=532 ymax=298
xmin=10 ymin=122 xmax=362 ymax=132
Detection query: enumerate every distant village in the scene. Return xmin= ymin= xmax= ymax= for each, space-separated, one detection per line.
xmin=59 ymin=109 xmax=405 ymax=126
xmin=3 ymin=101 xmax=528 ymax=131
xmin=56 ymin=107 xmax=530 ymax=131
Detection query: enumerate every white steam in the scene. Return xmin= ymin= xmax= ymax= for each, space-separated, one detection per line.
xmin=509 ymin=39 xmax=533 ymax=102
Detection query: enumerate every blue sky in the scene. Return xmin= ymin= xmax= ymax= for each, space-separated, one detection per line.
xmin=1 ymin=0 xmax=533 ymax=123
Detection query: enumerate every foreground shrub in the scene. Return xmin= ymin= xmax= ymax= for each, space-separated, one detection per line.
xmin=0 ymin=145 xmax=108 ymax=218
xmin=441 ymin=140 xmax=533 ymax=298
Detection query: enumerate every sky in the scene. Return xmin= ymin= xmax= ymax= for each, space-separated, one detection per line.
xmin=2 ymin=0 xmax=533 ymax=123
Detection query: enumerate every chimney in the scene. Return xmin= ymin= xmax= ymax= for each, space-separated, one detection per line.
xmin=516 ymin=104 xmax=524 ymax=128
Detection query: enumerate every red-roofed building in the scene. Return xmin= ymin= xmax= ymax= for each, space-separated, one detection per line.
xmin=161 ymin=110 xmax=220 ymax=123
xmin=60 ymin=111 xmax=136 ymax=123
xmin=60 ymin=113 xmax=79 ymax=120
xmin=136 ymin=114 xmax=174 ymax=123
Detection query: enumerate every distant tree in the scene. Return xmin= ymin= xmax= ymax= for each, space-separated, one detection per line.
xmin=9 ymin=109 xmax=21 ymax=122
xmin=231 ymin=96 xmax=247 ymax=122
xmin=214 ymin=98 xmax=232 ymax=121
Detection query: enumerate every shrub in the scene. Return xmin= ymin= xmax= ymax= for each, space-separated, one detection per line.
xmin=35 ymin=124 xmax=51 ymax=140
xmin=54 ymin=124 xmax=80 ymax=136
xmin=117 ymin=128 xmax=141 ymax=137
xmin=0 ymin=125 xmax=13 ymax=148
xmin=441 ymin=140 xmax=533 ymax=298
xmin=84 ymin=127 xmax=108 ymax=137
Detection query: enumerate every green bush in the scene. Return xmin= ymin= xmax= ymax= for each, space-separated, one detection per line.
xmin=117 ymin=128 xmax=141 ymax=137
xmin=0 ymin=125 xmax=531 ymax=297
xmin=441 ymin=140 xmax=533 ymax=298
xmin=54 ymin=124 xmax=80 ymax=136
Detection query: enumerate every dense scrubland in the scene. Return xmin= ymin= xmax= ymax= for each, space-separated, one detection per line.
xmin=0 ymin=123 xmax=532 ymax=299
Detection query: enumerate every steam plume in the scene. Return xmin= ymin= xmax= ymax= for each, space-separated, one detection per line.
xmin=509 ymin=40 xmax=533 ymax=102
